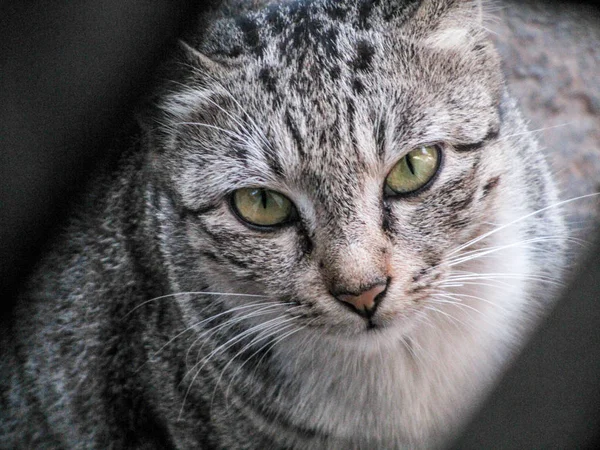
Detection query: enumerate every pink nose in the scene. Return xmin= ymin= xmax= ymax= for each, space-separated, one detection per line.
xmin=336 ymin=283 xmax=387 ymax=313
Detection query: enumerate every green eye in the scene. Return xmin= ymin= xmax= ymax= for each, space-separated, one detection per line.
xmin=385 ymin=145 xmax=441 ymax=195
xmin=232 ymin=188 xmax=295 ymax=227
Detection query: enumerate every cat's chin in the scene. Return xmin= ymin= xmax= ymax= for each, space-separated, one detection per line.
xmin=367 ymin=311 xmax=423 ymax=336
xmin=318 ymin=306 xmax=424 ymax=340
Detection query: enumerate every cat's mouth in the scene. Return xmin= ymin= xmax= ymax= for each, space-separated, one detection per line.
xmin=336 ymin=295 xmax=383 ymax=323
xmin=356 ymin=307 xmax=384 ymax=331
xmin=363 ymin=295 xmax=432 ymax=333
xmin=342 ymin=287 xmax=431 ymax=332
xmin=366 ymin=318 xmax=380 ymax=331
xmin=285 ymin=288 xmax=432 ymax=334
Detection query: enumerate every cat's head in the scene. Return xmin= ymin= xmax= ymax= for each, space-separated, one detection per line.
xmin=143 ymin=0 xmax=519 ymax=337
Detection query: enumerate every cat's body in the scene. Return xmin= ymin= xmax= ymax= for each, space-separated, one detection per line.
xmin=1 ymin=0 xmax=566 ymax=448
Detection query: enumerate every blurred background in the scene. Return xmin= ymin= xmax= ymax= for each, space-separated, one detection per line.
xmin=1 ymin=0 xmax=599 ymax=448
xmin=490 ymin=0 xmax=600 ymax=257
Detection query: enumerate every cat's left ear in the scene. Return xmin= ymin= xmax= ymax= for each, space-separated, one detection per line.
xmin=136 ymin=40 xmax=228 ymax=152
xmin=177 ymin=39 xmax=228 ymax=76
xmin=402 ymin=0 xmax=488 ymax=50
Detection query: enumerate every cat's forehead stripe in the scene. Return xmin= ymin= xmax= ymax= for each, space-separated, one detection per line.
xmin=211 ymin=0 xmax=421 ymax=60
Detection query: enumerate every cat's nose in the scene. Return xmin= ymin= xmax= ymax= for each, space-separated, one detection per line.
xmin=333 ymin=281 xmax=388 ymax=317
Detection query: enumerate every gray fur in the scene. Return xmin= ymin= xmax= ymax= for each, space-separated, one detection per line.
xmin=1 ymin=0 xmax=566 ymax=448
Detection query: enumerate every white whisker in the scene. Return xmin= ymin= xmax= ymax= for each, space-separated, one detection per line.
xmin=183 ymin=307 xmax=302 ymax=384
xmin=174 ymin=121 xmax=248 ymax=143
xmin=135 ymin=301 xmax=286 ymax=374
xmin=220 ymin=322 xmax=308 ymax=409
xmin=448 ymin=235 xmax=587 ymax=264
xmin=422 ymin=304 xmax=470 ymax=331
xmin=432 ymin=293 xmax=487 ymax=315
xmin=179 ymin=64 xmax=274 ymax=152
xmin=432 ymin=291 xmax=514 ymax=322
xmin=448 ymin=193 xmax=600 ymax=257
xmin=186 ymin=304 xmax=297 ymax=366
xmin=447 ymin=236 xmax=581 ymax=268
xmin=445 ymin=272 xmax=563 ymax=285
xmin=497 ymin=122 xmax=576 ymax=142
xmin=178 ymin=314 xmax=298 ymax=420
xmin=123 ymin=291 xmax=271 ymax=318
xmin=213 ymin=322 xmax=297 ymax=410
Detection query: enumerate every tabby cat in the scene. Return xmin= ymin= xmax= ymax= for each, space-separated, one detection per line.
xmin=0 ymin=0 xmax=567 ymax=448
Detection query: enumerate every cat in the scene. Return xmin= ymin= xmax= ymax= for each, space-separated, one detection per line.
xmin=0 ymin=0 xmax=567 ymax=448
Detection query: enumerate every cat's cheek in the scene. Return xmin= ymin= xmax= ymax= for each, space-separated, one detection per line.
xmin=183 ymin=209 xmax=299 ymax=277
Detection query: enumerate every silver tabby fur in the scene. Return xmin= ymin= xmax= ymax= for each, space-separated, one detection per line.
xmin=1 ymin=0 xmax=566 ymax=448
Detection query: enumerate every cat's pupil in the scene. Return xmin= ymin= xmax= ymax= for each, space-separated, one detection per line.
xmin=260 ymin=189 xmax=268 ymax=209
xmin=406 ymin=154 xmax=416 ymax=175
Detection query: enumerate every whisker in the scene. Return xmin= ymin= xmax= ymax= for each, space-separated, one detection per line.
xmin=432 ymin=290 xmax=512 ymax=317
xmin=166 ymin=83 xmax=266 ymax=154
xmin=123 ymin=291 xmax=271 ymax=318
xmin=183 ymin=309 xmax=301 ymax=387
xmin=412 ymin=308 xmax=436 ymax=332
xmin=422 ymin=304 xmax=470 ymax=331
xmin=432 ymin=293 xmax=488 ymax=315
xmin=186 ymin=304 xmax=297 ymax=367
xmin=251 ymin=320 xmax=315 ymax=377
xmin=218 ymin=322 xmax=306 ymax=409
xmin=177 ymin=63 xmax=274 ymax=152
xmin=400 ymin=336 xmax=427 ymax=368
xmin=290 ymin=319 xmax=323 ymax=375
xmin=213 ymin=87 xmax=273 ymax=152
xmin=213 ymin=324 xmax=296 ymax=408
xmin=497 ymin=122 xmax=576 ymax=142
xmin=448 ymin=235 xmax=587 ymax=263
xmin=135 ymin=301 xmax=286 ymax=374
xmin=440 ymin=278 xmax=563 ymax=294
xmin=448 ymin=193 xmax=600 ymax=257
xmin=427 ymin=298 xmax=484 ymax=330
xmin=174 ymin=121 xmax=248 ymax=142
xmin=447 ymin=236 xmax=585 ymax=268
xmin=445 ymin=272 xmax=564 ymax=285
xmin=201 ymin=95 xmax=262 ymax=145
xmin=162 ymin=80 xmax=251 ymax=139
xmin=441 ymin=281 xmax=518 ymax=292
xmin=198 ymin=315 xmax=298 ymax=369
xmin=179 ymin=315 xmax=298 ymax=419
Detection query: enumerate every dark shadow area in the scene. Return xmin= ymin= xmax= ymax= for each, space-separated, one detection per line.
xmin=0 ymin=1 xmax=209 ymax=310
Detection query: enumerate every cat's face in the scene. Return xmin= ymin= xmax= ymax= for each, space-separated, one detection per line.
xmin=149 ymin=0 xmax=513 ymax=338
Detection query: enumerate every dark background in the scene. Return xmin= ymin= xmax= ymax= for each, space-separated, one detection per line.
xmin=0 ymin=1 xmax=599 ymax=448
xmin=0 ymin=1 xmax=208 ymax=304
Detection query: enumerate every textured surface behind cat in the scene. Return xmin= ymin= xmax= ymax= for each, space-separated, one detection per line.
xmin=490 ymin=0 xmax=600 ymax=251
xmin=0 ymin=0 xmax=571 ymax=448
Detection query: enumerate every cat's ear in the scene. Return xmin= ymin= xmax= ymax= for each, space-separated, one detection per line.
xmin=177 ymin=39 xmax=227 ymax=77
xmin=136 ymin=40 xmax=227 ymax=152
xmin=401 ymin=0 xmax=488 ymax=51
